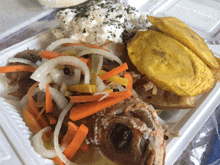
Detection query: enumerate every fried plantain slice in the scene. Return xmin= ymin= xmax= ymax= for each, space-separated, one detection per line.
xmin=147 ymin=15 xmax=219 ymax=69
xmin=127 ymin=30 xmax=216 ymax=96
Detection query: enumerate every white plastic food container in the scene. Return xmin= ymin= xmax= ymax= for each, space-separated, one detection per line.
xmin=0 ymin=0 xmax=54 ymax=41
xmin=0 ymin=0 xmax=220 ymax=165
xmin=37 ymin=0 xmax=87 ymax=8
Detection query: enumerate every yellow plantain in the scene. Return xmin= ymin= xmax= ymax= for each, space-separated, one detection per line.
xmin=127 ymin=30 xmax=216 ymax=96
xmin=147 ymin=15 xmax=219 ymax=69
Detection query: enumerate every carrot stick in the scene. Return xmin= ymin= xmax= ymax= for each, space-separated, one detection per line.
xmin=37 ymin=106 xmax=46 ymax=120
xmin=70 ymin=94 xmax=104 ymax=103
xmin=45 ymin=114 xmax=57 ymax=125
xmin=27 ymin=82 xmax=39 ymax=107
xmin=27 ymin=101 xmax=40 ymax=118
xmin=63 ymin=124 xmax=88 ymax=160
xmin=69 ymin=72 xmax=133 ymax=121
xmin=61 ymin=122 xmax=88 ymax=152
xmin=69 ymin=90 xmax=133 ymax=121
xmin=28 ymin=100 xmax=49 ymax=128
xmin=100 ymin=63 xmax=128 ymax=80
xmin=27 ymin=82 xmax=50 ymax=128
xmin=46 ymin=83 xmax=53 ymax=113
xmin=98 ymin=69 xmax=129 ymax=86
xmin=70 ymin=90 xmax=131 ymax=103
xmin=52 ymin=156 xmax=65 ymax=165
xmin=67 ymin=122 xmax=79 ymax=136
xmin=124 ymin=72 xmax=133 ymax=90
xmin=64 ymin=43 xmax=110 ymax=52
xmin=40 ymin=51 xmax=61 ymax=59
xmin=23 ymin=107 xmax=42 ymax=133
xmin=23 ymin=107 xmax=48 ymax=141
xmin=78 ymin=57 xmax=89 ymax=66
xmin=40 ymin=51 xmax=89 ymax=66
xmin=0 ymin=65 xmax=36 ymax=73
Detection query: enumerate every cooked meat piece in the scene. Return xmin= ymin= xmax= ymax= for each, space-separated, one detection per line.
xmin=6 ymin=49 xmax=42 ymax=99
xmin=93 ymin=96 xmax=166 ymax=165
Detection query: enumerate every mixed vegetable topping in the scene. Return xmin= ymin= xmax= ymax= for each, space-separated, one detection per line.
xmin=0 ymin=39 xmax=134 ymax=165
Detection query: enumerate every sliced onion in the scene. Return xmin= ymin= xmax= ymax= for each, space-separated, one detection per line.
xmin=20 ymin=87 xmax=42 ymax=107
xmin=54 ymin=103 xmax=76 ymax=165
xmin=77 ymin=49 xmax=123 ymax=65
xmin=30 ymin=56 xmax=90 ymax=85
xmin=33 ymin=126 xmax=57 ymax=158
xmin=56 ymin=45 xmax=91 ymax=55
xmin=95 ymin=76 xmax=106 ymax=92
xmin=42 ymin=58 xmax=48 ymax=63
xmin=96 ymin=55 xmax=103 ymax=74
xmin=49 ymin=86 xmax=68 ymax=110
xmin=8 ymin=57 xmax=38 ymax=68
xmin=38 ymin=74 xmax=53 ymax=91
xmin=60 ymin=83 xmax=67 ymax=95
xmin=50 ymin=68 xmax=81 ymax=86
xmin=72 ymin=68 xmax=81 ymax=85
xmin=118 ymin=84 xmax=126 ymax=91
xmin=46 ymin=38 xmax=80 ymax=51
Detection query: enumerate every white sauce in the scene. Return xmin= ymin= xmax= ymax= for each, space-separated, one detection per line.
xmin=53 ymin=0 xmax=149 ymax=46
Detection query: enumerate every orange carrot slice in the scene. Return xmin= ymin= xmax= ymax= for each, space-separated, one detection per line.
xmin=0 ymin=65 xmax=36 ymax=73
xmin=27 ymin=82 xmax=39 ymax=108
xmin=40 ymin=51 xmax=89 ymax=65
xmin=70 ymin=94 xmax=104 ymax=103
xmin=61 ymin=122 xmax=88 ymax=152
xmin=70 ymin=90 xmax=131 ymax=103
xmin=69 ymin=90 xmax=133 ymax=121
xmin=40 ymin=51 xmax=61 ymax=59
xmin=64 ymin=43 xmax=110 ymax=52
xmin=78 ymin=57 xmax=89 ymax=66
xmin=37 ymin=106 xmax=46 ymax=120
xmin=63 ymin=124 xmax=88 ymax=160
xmin=69 ymin=72 xmax=133 ymax=121
xmin=100 ymin=63 xmax=128 ymax=80
xmin=46 ymin=83 xmax=53 ymax=113
xmin=124 ymin=72 xmax=133 ymax=90
xmin=27 ymin=82 xmax=49 ymax=128
xmin=52 ymin=156 xmax=65 ymax=165
xmin=45 ymin=114 xmax=57 ymax=125
xmin=28 ymin=102 xmax=49 ymax=127
xmin=23 ymin=107 xmax=48 ymax=141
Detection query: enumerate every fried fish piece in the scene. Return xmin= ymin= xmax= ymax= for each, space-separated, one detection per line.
xmin=127 ymin=30 xmax=216 ymax=96
xmin=133 ymin=77 xmax=196 ymax=110
xmin=147 ymin=15 xmax=219 ymax=69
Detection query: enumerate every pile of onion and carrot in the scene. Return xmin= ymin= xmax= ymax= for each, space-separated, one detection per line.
xmin=0 ymin=39 xmax=134 ymax=165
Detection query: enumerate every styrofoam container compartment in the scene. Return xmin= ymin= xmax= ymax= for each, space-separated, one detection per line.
xmin=0 ymin=0 xmax=220 ymax=165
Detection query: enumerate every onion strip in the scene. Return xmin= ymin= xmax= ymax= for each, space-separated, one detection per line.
xmin=33 ymin=126 xmax=57 ymax=158
xmin=51 ymin=68 xmax=81 ymax=86
xmin=49 ymin=86 xmax=68 ymax=110
xmin=8 ymin=57 xmax=38 ymax=68
xmin=54 ymin=103 xmax=76 ymax=165
xmin=56 ymin=45 xmax=91 ymax=55
xmin=96 ymin=55 xmax=103 ymax=74
xmin=30 ymin=56 xmax=90 ymax=85
xmin=20 ymin=87 xmax=42 ymax=107
xmin=95 ymin=76 xmax=106 ymax=92
xmin=77 ymin=49 xmax=123 ymax=65
xmin=72 ymin=68 xmax=81 ymax=85
xmin=38 ymin=74 xmax=53 ymax=91
xmin=46 ymin=38 xmax=80 ymax=51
